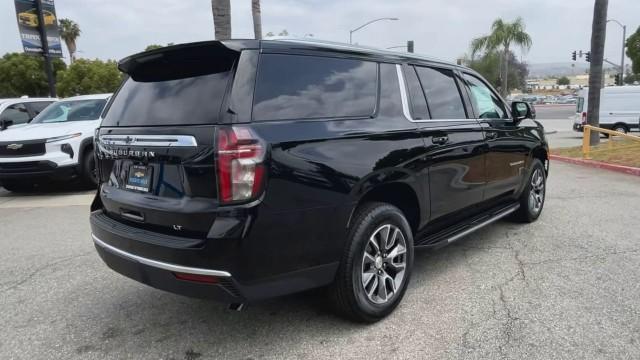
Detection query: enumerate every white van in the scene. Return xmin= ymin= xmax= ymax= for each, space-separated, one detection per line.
xmin=574 ymin=86 xmax=640 ymax=134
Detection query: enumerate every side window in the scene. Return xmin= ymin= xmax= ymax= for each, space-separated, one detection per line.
xmin=0 ymin=103 xmax=31 ymax=125
xmin=415 ymin=66 xmax=466 ymax=119
xmin=403 ymin=66 xmax=429 ymax=120
xmin=253 ymin=54 xmax=377 ymax=121
xmin=463 ymin=74 xmax=508 ymax=119
xmin=26 ymin=101 xmax=53 ymax=116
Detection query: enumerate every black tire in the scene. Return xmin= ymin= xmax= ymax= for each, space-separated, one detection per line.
xmin=2 ymin=181 xmax=37 ymax=193
xmin=329 ymin=202 xmax=414 ymax=323
xmin=512 ymin=159 xmax=546 ymax=223
xmin=604 ymin=124 xmax=629 ymax=138
xmin=81 ymin=150 xmax=98 ymax=187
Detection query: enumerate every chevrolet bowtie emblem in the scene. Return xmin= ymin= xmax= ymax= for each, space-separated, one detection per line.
xmin=7 ymin=143 xmax=23 ymax=150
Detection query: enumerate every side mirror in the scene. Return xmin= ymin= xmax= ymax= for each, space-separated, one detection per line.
xmin=0 ymin=119 xmax=14 ymax=131
xmin=511 ymin=101 xmax=534 ymax=122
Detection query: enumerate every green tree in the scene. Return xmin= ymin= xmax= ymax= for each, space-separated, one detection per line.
xmin=211 ymin=0 xmax=231 ymax=40
xmin=0 ymin=53 xmax=66 ymax=97
xmin=56 ymin=59 xmax=122 ymax=97
xmin=471 ymin=17 xmax=532 ymax=96
xmin=624 ymin=73 xmax=639 ymax=84
xmin=145 ymin=44 xmax=163 ymax=51
xmin=467 ymin=50 xmax=529 ymax=92
xmin=58 ymin=19 xmax=81 ymax=64
xmin=557 ymin=76 xmax=570 ymax=85
xmin=626 ymin=26 xmax=640 ymax=74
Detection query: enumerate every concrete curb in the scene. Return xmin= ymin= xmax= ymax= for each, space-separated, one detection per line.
xmin=550 ymin=154 xmax=640 ymax=177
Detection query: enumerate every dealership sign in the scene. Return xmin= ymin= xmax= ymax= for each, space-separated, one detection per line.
xmin=14 ymin=0 xmax=63 ymax=57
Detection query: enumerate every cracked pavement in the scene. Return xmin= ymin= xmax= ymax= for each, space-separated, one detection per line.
xmin=1 ymin=161 xmax=639 ymax=359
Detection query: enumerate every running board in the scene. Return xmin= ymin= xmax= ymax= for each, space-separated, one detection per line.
xmin=415 ymin=203 xmax=520 ymax=248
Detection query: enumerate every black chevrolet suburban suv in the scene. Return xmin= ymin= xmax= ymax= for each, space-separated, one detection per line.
xmin=90 ymin=39 xmax=548 ymax=322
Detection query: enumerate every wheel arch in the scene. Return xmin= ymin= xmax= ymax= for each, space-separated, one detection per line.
xmin=78 ymin=137 xmax=94 ymax=171
xmin=350 ymin=180 xmax=423 ymax=235
xmin=531 ymin=145 xmax=549 ymax=174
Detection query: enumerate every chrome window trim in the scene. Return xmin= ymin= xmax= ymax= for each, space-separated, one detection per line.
xmin=99 ymin=134 xmax=198 ymax=147
xmin=395 ymin=63 xmax=477 ymax=123
xmin=93 ymin=234 xmax=232 ymax=277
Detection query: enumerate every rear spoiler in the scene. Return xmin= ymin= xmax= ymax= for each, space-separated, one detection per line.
xmin=118 ymin=40 xmax=259 ymax=81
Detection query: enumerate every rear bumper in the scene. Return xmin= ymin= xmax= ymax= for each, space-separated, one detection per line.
xmin=90 ymin=209 xmax=340 ymax=303
xmin=93 ymin=233 xmax=243 ymax=302
xmin=0 ymin=161 xmax=79 ymax=181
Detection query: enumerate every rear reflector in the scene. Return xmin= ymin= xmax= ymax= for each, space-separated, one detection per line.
xmin=581 ymin=112 xmax=587 ymax=125
xmin=173 ymin=272 xmax=220 ymax=284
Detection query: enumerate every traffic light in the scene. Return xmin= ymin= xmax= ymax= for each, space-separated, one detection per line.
xmin=585 ymin=51 xmax=591 ymax=62
xmin=572 ymin=51 xmax=577 ymax=61
xmin=407 ymin=40 xmax=414 ymax=53
xmin=615 ymin=73 xmax=622 ymax=86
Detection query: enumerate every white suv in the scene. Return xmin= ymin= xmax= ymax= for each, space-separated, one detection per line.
xmin=0 ymin=94 xmax=111 ymax=192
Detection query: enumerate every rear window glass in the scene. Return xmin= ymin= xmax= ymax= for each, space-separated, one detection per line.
xmin=253 ymin=54 xmax=377 ymax=121
xmin=415 ymin=66 xmax=466 ymax=119
xmin=101 ymin=72 xmax=231 ymax=127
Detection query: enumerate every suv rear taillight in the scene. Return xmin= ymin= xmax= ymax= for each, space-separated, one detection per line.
xmin=581 ymin=112 xmax=587 ymax=125
xmin=217 ymin=126 xmax=266 ymax=204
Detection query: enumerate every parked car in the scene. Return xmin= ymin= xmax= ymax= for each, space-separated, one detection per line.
xmin=0 ymin=94 xmax=111 ymax=192
xmin=0 ymin=97 xmax=56 ymax=130
xmin=574 ymin=86 xmax=640 ymax=134
xmin=557 ymin=95 xmax=577 ymax=104
xmin=90 ymin=40 xmax=548 ymax=322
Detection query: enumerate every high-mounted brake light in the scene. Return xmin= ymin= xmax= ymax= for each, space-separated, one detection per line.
xmin=217 ymin=126 xmax=265 ymax=204
xmin=581 ymin=112 xmax=587 ymax=125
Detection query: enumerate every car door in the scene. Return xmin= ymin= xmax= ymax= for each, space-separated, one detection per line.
xmin=405 ymin=64 xmax=486 ymax=228
xmin=460 ymin=72 xmax=528 ymax=204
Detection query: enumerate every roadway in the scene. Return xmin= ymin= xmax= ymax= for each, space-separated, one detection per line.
xmin=1 ymin=162 xmax=639 ymax=359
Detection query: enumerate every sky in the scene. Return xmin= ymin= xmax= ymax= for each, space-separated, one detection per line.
xmin=1 ymin=0 xmax=638 ymax=66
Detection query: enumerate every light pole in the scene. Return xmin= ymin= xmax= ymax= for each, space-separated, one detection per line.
xmin=607 ymin=19 xmax=626 ymax=84
xmin=349 ymin=17 xmax=398 ymax=44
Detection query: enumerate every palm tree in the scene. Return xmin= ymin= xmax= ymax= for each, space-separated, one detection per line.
xmin=471 ymin=17 xmax=532 ymax=96
xmin=58 ymin=19 xmax=81 ymax=64
xmin=251 ymin=0 xmax=262 ymax=39
xmin=587 ymin=0 xmax=609 ymax=146
xmin=211 ymin=0 xmax=231 ymax=40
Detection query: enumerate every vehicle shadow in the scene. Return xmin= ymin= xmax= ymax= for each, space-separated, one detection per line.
xmin=81 ymin=221 xmax=517 ymax=358
xmin=0 ymin=181 xmax=95 ymax=197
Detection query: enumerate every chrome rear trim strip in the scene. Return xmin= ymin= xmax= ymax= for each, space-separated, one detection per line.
xmin=92 ymin=234 xmax=232 ymax=277
xmin=99 ymin=134 xmax=198 ymax=147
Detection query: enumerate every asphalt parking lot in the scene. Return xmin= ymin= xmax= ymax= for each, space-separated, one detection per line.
xmin=1 ymin=161 xmax=639 ymax=360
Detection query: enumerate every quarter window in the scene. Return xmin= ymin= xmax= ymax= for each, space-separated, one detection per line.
xmin=253 ymin=54 xmax=377 ymax=121
xmin=415 ymin=66 xmax=466 ymax=119
xmin=463 ymin=74 xmax=508 ymax=119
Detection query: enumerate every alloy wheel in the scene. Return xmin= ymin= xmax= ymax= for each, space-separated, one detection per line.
xmin=528 ymin=168 xmax=545 ymax=215
xmin=361 ymin=224 xmax=407 ymax=304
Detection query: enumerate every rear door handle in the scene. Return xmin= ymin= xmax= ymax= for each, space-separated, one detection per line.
xmin=432 ymin=136 xmax=449 ymax=145
xmin=486 ymin=132 xmax=498 ymax=140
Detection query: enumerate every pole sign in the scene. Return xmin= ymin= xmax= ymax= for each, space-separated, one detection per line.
xmin=14 ymin=0 xmax=63 ymax=57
